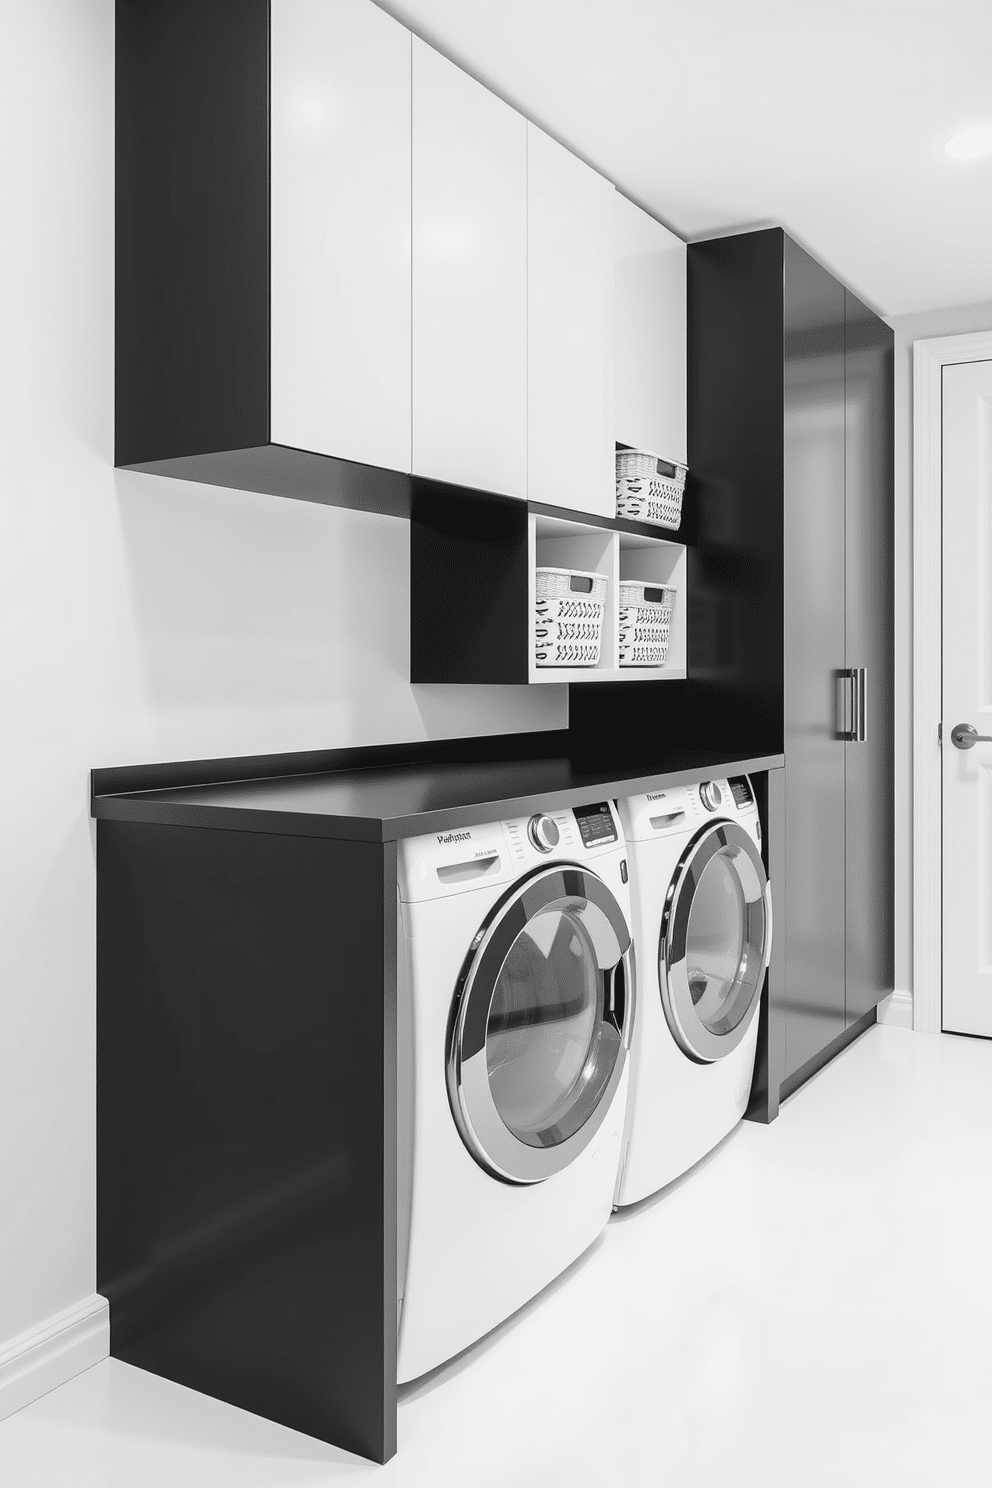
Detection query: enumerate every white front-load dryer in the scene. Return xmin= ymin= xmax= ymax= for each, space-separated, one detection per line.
xmin=613 ymin=777 xmax=772 ymax=1208
xmin=396 ymin=801 xmax=634 ymax=1383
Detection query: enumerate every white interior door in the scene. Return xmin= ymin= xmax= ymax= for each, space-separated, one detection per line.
xmin=942 ymin=358 xmax=992 ymax=1034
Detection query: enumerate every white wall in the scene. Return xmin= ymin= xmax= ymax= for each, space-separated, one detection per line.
xmin=0 ymin=0 xmax=564 ymax=1374
xmin=888 ymin=298 xmax=992 ymax=1009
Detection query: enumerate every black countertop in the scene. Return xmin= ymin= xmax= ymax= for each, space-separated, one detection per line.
xmin=91 ymin=740 xmax=784 ymax=842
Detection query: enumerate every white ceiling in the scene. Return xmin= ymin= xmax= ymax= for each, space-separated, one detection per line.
xmin=377 ymin=0 xmax=992 ymax=319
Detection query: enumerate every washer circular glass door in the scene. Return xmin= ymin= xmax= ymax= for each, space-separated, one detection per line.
xmin=659 ymin=820 xmax=772 ymax=1063
xmin=447 ymin=864 xmax=633 ymax=1184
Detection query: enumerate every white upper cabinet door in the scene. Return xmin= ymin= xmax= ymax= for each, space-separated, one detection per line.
xmin=615 ymin=195 xmax=686 ymax=466
xmin=527 ymin=125 xmax=615 ymax=518
xmin=412 ymin=41 xmax=527 ymax=497
xmin=270 ymin=0 xmax=412 ymax=472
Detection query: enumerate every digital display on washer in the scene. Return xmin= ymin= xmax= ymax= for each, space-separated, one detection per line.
xmin=572 ymin=802 xmax=617 ymax=847
xmin=729 ymin=777 xmax=753 ymax=809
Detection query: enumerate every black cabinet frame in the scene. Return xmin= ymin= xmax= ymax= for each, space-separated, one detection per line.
xmin=93 ymin=735 xmax=782 ymax=1463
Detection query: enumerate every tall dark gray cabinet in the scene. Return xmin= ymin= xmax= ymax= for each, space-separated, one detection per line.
xmin=781 ymin=239 xmax=894 ymax=1092
xmin=687 ymin=229 xmax=894 ymax=1118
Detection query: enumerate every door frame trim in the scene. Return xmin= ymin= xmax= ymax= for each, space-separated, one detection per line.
xmin=912 ymin=330 xmax=992 ymax=1033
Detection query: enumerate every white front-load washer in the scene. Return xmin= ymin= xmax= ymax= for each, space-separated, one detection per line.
xmin=396 ymin=800 xmax=634 ymax=1383
xmin=613 ymin=776 xmax=772 ymax=1208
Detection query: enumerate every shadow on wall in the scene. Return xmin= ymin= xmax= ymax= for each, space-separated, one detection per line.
xmin=114 ymin=469 xmax=406 ymax=710
xmin=113 ymin=471 xmax=564 ymax=750
xmin=1 ymin=808 xmax=97 ymax=1342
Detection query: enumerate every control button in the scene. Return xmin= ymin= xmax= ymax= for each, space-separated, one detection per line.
xmin=699 ymin=781 xmax=723 ymax=812
xmin=528 ymin=813 xmax=560 ymax=853
xmin=620 ymin=859 xmax=628 ymax=884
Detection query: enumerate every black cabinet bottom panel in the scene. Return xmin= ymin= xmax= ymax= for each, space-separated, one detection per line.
xmin=779 ymin=1008 xmax=876 ymax=1104
xmin=123 ymin=443 xmax=411 ymax=520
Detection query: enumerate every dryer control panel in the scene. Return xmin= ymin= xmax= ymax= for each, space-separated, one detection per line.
xmin=728 ymin=776 xmax=754 ymax=809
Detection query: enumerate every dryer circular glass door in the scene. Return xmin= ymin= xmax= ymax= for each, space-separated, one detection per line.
xmin=659 ymin=820 xmax=772 ymax=1063
xmin=447 ymin=864 xmax=633 ymax=1184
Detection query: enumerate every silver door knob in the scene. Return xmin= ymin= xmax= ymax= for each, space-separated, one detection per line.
xmin=950 ymin=723 xmax=992 ymax=749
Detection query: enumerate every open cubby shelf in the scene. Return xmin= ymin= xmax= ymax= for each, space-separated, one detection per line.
xmin=528 ymin=511 xmax=686 ymax=684
xmin=409 ymin=486 xmax=687 ymax=686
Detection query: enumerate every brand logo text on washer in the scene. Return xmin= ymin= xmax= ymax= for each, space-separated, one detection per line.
xmin=437 ymin=831 xmax=472 ymax=844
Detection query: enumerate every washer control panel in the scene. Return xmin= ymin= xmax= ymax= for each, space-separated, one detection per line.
xmin=617 ymin=777 xmax=760 ymax=844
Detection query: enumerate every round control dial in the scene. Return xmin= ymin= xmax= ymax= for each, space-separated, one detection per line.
xmin=527 ymin=814 xmax=560 ymax=853
xmin=699 ymin=781 xmax=723 ymax=812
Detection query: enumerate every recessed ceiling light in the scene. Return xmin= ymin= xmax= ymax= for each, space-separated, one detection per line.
xmin=945 ymin=127 xmax=992 ymax=160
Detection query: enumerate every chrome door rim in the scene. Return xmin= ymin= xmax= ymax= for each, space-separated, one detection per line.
xmin=447 ymin=864 xmax=633 ymax=1185
xmin=659 ymin=821 xmax=772 ymax=1063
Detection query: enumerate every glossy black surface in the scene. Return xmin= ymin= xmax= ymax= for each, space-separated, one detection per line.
xmin=116 ymin=0 xmax=270 ymax=466
xmin=91 ymin=747 xmax=785 ymax=842
xmin=97 ymin=822 xmax=397 ymax=1463
xmin=91 ymin=730 xmax=572 ymax=799
xmin=782 ymin=238 xmax=848 ymax=1079
xmin=844 ymin=292 xmax=895 ymax=1026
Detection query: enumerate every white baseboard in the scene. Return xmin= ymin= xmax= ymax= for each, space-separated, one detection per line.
xmin=876 ymin=988 xmax=914 ymax=1030
xmin=0 ymin=1294 xmax=109 ymax=1423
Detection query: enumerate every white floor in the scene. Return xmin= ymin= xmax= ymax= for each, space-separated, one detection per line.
xmin=3 ymin=1025 xmax=992 ymax=1487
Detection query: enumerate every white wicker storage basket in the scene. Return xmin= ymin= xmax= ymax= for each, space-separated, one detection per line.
xmin=615 ymin=450 xmax=687 ymax=531
xmin=618 ymin=581 xmax=676 ymax=668
xmin=534 ymin=567 xmax=607 ymax=668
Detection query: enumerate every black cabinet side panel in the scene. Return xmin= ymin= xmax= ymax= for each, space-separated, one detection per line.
xmin=685 ymin=229 xmax=785 ymax=755
xmin=410 ymin=483 xmax=529 ymax=683
xmin=844 ymin=294 xmax=895 ymax=1023
xmin=570 ymin=231 xmax=785 ymax=766
xmin=97 ymin=821 xmax=396 ymax=1463
xmin=116 ymin=0 xmax=270 ymax=466
xmin=746 ymin=767 xmax=786 ymax=1123
xmin=380 ymin=839 xmax=398 ymax=1463
xmin=781 ymin=237 xmax=848 ymax=1079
